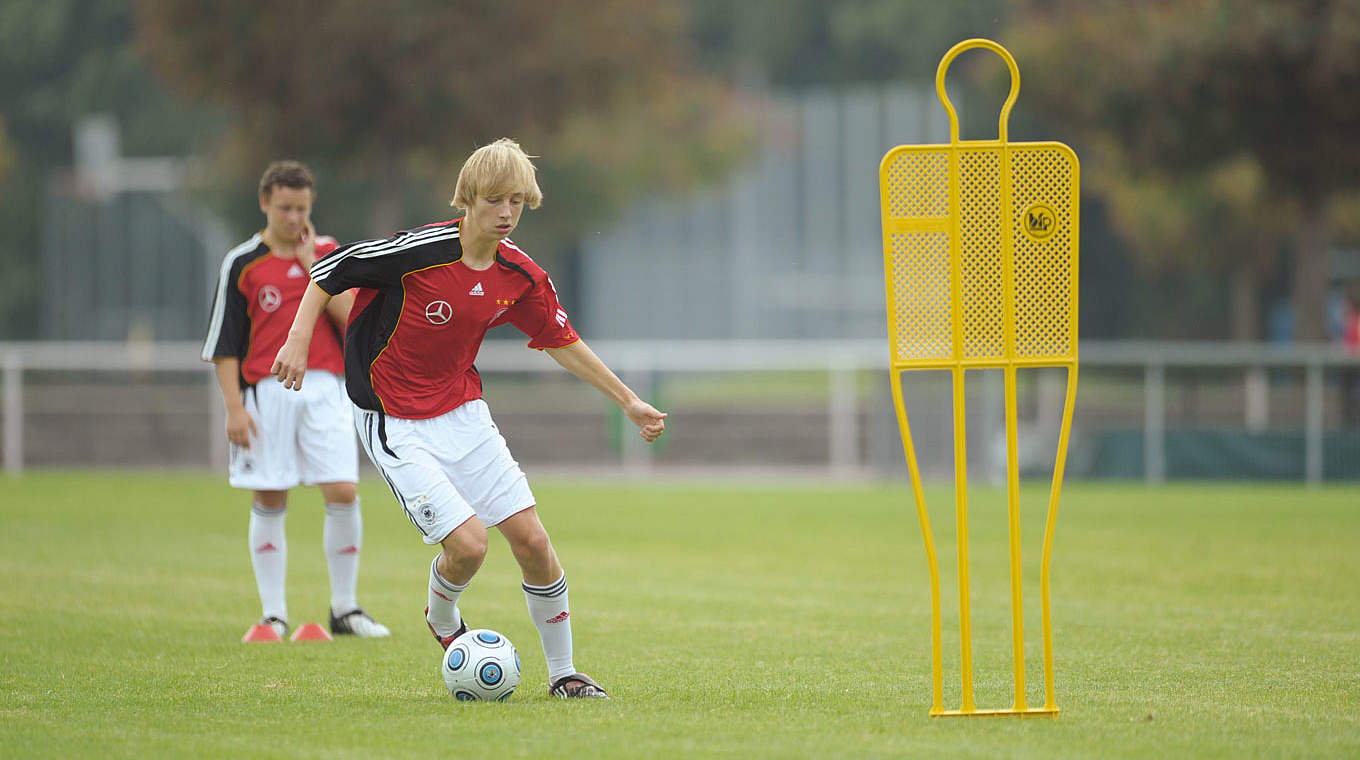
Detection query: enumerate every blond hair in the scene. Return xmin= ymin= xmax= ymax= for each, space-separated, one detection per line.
xmin=450 ymin=138 xmax=543 ymax=211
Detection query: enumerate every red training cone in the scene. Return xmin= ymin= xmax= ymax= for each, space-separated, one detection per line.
xmin=290 ymin=622 xmax=333 ymax=642
xmin=242 ymin=623 xmax=283 ymax=643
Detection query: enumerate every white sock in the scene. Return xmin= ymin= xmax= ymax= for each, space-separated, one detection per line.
xmin=427 ymin=555 xmax=467 ymax=637
xmin=249 ymin=504 xmax=287 ymax=622
xmin=324 ymin=498 xmax=362 ymax=615
xmin=524 ymin=573 xmax=574 ymax=682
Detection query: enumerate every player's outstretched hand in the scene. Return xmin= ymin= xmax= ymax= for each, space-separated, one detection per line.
xmin=626 ymin=400 xmax=668 ymax=443
xmin=271 ymin=339 xmax=309 ymax=391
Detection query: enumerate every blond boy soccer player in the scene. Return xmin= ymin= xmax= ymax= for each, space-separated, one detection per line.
xmin=203 ymin=161 xmax=390 ymax=641
xmin=272 ymin=139 xmax=665 ymax=698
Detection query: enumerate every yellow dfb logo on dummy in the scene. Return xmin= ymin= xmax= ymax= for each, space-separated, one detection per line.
xmin=1023 ymin=203 xmax=1057 ymax=241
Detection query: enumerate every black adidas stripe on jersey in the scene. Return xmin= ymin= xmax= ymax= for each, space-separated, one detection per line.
xmin=310 ymin=222 xmax=458 ymax=283
xmin=495 ymin=251 xmax=536 ymax=291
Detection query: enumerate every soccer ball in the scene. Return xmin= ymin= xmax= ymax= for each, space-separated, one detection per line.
xmin=441 ymin=629 xmax=520 ymax=702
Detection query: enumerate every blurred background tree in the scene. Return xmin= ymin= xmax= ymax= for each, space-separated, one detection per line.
xmin=133 ymin=0 xmax=748 ymax=275
xmin=1007 ymin=0 xmax=1360 ymax=340
xmin=683 ymin=0 xmax=1359 ymax=340
xmin=688 ymin=0 xmax=1007 ymax=88
xmin=6 ymin=0 xmax=1357 ymax=343
xmin=1091 ymin=153 xmax=1288 ymax=340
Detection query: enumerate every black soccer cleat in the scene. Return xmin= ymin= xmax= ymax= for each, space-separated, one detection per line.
xmin=424 ymin=606 xmax=468 ymax=651
xmin=330 ymin=607 xmax=391 ymax=638
xmin=549 ymin=672 xmax=610 ymax=699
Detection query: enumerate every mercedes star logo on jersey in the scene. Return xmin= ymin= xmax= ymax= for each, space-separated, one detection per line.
xmin=258 ymin=285 xmax=282 ymax=312
xmin=425 ymin=300 xmax=452 ymax=325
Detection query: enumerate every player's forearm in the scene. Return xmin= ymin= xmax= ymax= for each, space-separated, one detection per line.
xmin=211 ymin=358 xmax=246 ymax=412
xmin=545 ymin=341 xmax=638 ymax=409
xmin=288 ymin=282 xmax=333 ymax=342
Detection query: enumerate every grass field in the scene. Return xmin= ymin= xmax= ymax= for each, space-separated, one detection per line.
xmin=2 ymin=472 xmax=1358 ymax=758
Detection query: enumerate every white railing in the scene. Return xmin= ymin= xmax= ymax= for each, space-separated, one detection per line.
xmin=1079 ymin=341 xmax=1360 ymax=485
xmin=3 ymin=340 xmax=1359 ymax=482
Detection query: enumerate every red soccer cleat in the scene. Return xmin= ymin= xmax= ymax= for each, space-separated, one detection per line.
xmin=424 ymin=606 xmax=468 ymax=651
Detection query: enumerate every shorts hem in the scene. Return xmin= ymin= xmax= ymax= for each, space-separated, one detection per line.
xmin=426 ymin=513 xmax=479 ymax=546
xmin=299 ymin=475 xmax=360 ymax=487
xmin=228 ymin=479 xmax=300 ymax=491
xmin=486 ymin=502 xmax=538 ymax=528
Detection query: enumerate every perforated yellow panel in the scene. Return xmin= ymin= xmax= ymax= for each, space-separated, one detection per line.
xmin=883 ymin=151 xmax=949 ymax=218
xmin=959 ymin=150 xmax=1004 ymax=361
xmin=1010 ymin=146 xmax=1076 ymax=360
xmin=888 ymin=231 xmax=951 ymax=361
xmin=879 ymin=142 xmax=1077 ymax=369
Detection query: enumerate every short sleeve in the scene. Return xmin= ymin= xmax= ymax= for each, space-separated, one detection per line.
xmin=505 ymin=272 xmax=579 ymax=349
xmin=310 ymin=236 xmax=401 ymax=294
xmin=201 ymin=256 xmax=251 ymax=361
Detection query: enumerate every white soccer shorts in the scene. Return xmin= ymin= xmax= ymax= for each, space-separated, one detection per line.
xmin=228 ymin=370 xmax=359 ymax=491
xmin=354 ymin=399 xmax=536 ymax=544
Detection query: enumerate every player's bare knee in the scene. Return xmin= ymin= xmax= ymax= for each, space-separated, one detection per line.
xmin=320 ymin=482 xmax=357 ymax=504
xmin=254 ymin=490 xmax=287 ymax=509
xmin=442 ymin=519 xmax=489 ymax=564
xmin=509 ymin=526 xmax=553 ymax=565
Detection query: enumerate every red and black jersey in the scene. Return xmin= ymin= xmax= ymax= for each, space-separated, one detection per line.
xmin=309 ymin=218 xmax=579 ymax=419
xmin=202 ymin=233 xmax=345 ymax=385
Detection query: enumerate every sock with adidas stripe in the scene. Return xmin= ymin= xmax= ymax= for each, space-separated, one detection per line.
xmin=249 ymin=503 xmax=288 ymax=623
xmin=428 ymin=555 xmax=467 ymax=637
xmin=524 ymin=573 xmax=574 ymax=682
xmin=324 ymin=498 xmax=362 ymax=616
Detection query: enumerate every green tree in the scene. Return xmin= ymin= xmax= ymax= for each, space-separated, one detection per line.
xmin=1007 ymin=0 xmax=1360 ymax=340
xmin=1099 ymin=153 xmax=1294 ymax=340
xmin=134 ymin=0 xmax=747 ymax=259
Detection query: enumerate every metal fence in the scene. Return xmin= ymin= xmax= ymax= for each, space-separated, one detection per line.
xmin=2 ymin=340 xmax=1359 ymax=483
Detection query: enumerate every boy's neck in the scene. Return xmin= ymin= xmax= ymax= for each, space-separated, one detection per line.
xmin=262 ymin=227 xmax=299 ymax=257
xmin=459 ymin=221 xmax=497 ymax=268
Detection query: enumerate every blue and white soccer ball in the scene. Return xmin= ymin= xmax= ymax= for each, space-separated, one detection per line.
xmin=441 ymin=629 xmax=520 ymax=702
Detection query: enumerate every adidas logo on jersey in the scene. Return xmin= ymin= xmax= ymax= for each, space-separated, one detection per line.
xmin=469 ymin=282 xmax=484 ymax=296
xmin=287 ymin=263 xmax=306 ymax=278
